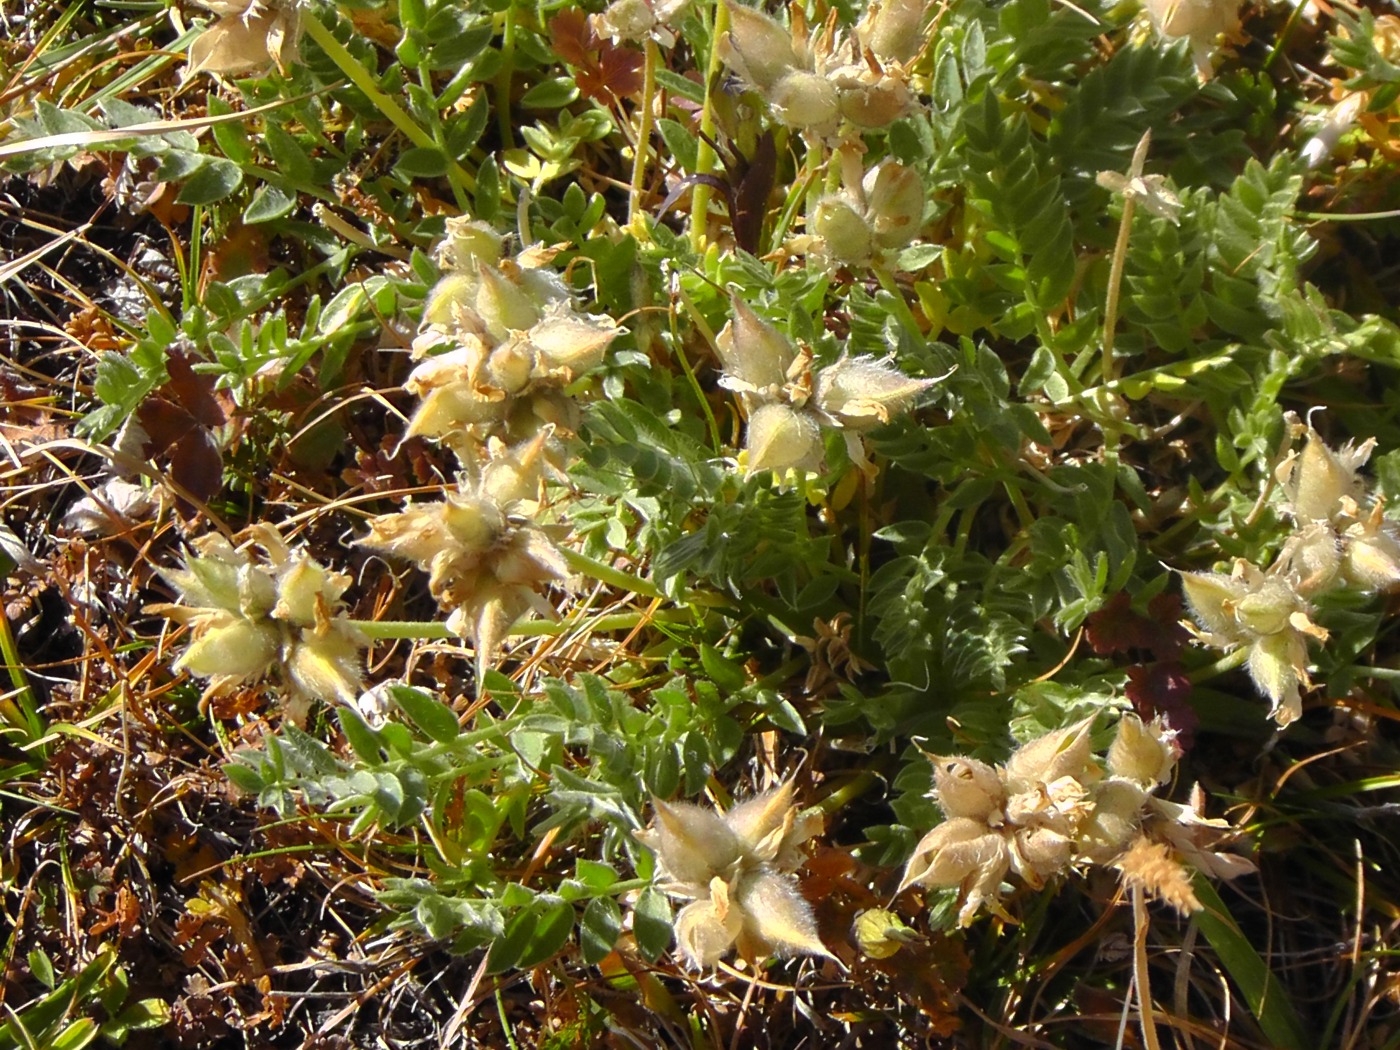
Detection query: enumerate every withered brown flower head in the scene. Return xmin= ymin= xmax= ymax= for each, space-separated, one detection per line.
xmin=186 ymin=0 xmax=305 ymax=77
xmin=901 ymin=715 xmax=1251 ymax=925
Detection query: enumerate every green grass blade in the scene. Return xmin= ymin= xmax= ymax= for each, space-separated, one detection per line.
xmin=1192 ymin=876 xmax=1310 ymax=1050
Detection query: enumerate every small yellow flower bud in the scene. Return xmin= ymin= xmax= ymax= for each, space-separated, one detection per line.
xmin=440 ymin=496 xmax=503 ymax=553
xmin=526 ymin=304 xmax=620 ymax=377
xmin=274 ymin=557 xmax=347 ymax=626
xmin=1145 ymin=0 xmax=1238 ymax=43
xmin=485 ymin=340 xmax=535 ymax=395
xmin=1247 ymin=631 xmax=1306 ymax=725
xmin=837 ymin=75 xmax=910 ymax=129
xmin=674 ymin=894 xmax=743 ymax=968
xmin=1002 ymin=717 xmax=1096 ymax=795
xmin=1281 ymin=521 xmax=1341 ymax=595
xmin=861 ymin=0 xmax=928 ymax=63
xmin=852 ymin=908 xmax=918 ymax=959
xmin=1231 ymin=583 xmax=1296 ymax=637
xmin=286 ymin=628 xmax=364 ymax=704
xmin=931 ymin=756 xmax=1005 ymax=824
xmin=733 ymin=870 xmax=832 ymax=959
xmin=479 ymin=433 xmax=549 ymax=509
xmin=1012 ymin=826 xmax=1073 ymax=885
xmin=899 ymin=817 xmax=1007 ymax=892
xmin=813 ymin=354 xmax=935 ymax=430
xmin=1143 ymin=0 xmax=1241 ymax=78
xmin=745 ymin=402 xmax=823 ymax=475
xmin=438 ymin=218 xmax=503 ymax=272
xmin=176 ymin=613 xmax=280 ymax=680
xmin=422 ymin=272 xmax=481 ymax=328
xmin=715 ymin=299 xmax=796 ymax=393
xmin=721 ymin=1 xmax=800 ymax=93
xmin=1106 ymin=714 xmax=1176 ymax=787
xmin=1284 ymin=428 xmax=1373 ymax=523
xmin=1078 ymin=779 xmax=1147 ymax=863
xmin=811 ymin=195 xmax=873 ymax=267
xmin=1343 ymin=505 xmax=1400 ymax=590
xmin=770 ymin=70 xmax=841 ymax=134
xmin=164 ymin=550 xmax=240 ymax=613
xmin=474 ymin=265 xmax=542 ymax=341
xmin=406 ymin=383 xmax=507 ymax=439
xmin=596 ymin=0 xmax=656 ymax=42
xmin=863 ymin=161 xmax=925 ymax=250
xmin=1179 ymin=569 xmax=1241 ymax=638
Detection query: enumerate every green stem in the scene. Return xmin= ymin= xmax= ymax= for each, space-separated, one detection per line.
xmin=802 ymin=138 xmax=825 ymax=219
xmin=0 ymin=609 xmax=45 ymax=757
xmin=419 ymin=61 xmax=471 ymax=212
xmin=496 ymin=988 xmax=522 ymax=1050
xmin=1187 ymin=646 xmax=1250 ymax=683
xmin=1002 ymin=477 xmax=1035 ymax=532
xmin=670 ymin=284 xmax=725 ymax=453
xmin=689 ymin=0 xmax=730 ymax=252
xmin=352 ymin=619 xmax=454 ymax=640
xmin=1101 ymin=193 xmax=1135 ymax=384
xmin=628 ymin=38 xmax=660 ymax=228
xmin=872 ymin=264 xmax=923 ymax=341
xmin=811 ymin=770 xmax=877 ymax=817
xmin=1101 ymin=130 xmax=1152 ymax=385
xmin=301 ymin=14 xmax=475 ymax=195
xmin=351 ymin=608 xmax=688 ymax=641
xmin=1353 ymin=665 xmax=1400 ymax=681
xmin=494 ymin=6 xmax=517 ymax=151
xmin=769 ymin=161 xmax=817 ymax=247
xmin=563 ymin=548 xmax=665 ymax=599
xmin=186 ymin=204 xmax=203 ymax=312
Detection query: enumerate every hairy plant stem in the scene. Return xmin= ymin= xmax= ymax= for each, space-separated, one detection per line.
xmin=1101 ymin=130 xmax=1152 ymax=384
xmin=690 ymin=0 xmax=730 ymax=252
xmin=1101 ymin=193 xmax=1135 ymax=384
xmin=351 ymin=607 xmax=688 ymax=641
xmin=563 ymin=548 xmax=665 ymax=599
xmin=1133 ymin=885 xmax=1164 ymax=1050
xmin=628 ymin=38 xmax=660 ymax=228
xmin=1187 ymin=646 xmax=1250 ymax=683
xmin=810 ymin=770 xmax=877 ymax=817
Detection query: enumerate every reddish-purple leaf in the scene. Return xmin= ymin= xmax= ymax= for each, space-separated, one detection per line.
xmin=1126 ymin=662 xmax=1198 ymax=749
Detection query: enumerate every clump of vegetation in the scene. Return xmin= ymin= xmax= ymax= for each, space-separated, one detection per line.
xmin=6 ymin=0 xmax=1400 ymax=1045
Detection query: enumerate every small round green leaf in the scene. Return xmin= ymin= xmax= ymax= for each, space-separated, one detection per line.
xmin=632 ymin=886 xmax=673 ymax=962
xmin=244 ymin=184 xmax=296 ymax=223
xmin=389 ymin=684 xmax=461 ymax=742
xmin=580 ymin=896 xmax=622 ymax=965
xmin=394 ymin=146 xmax=449 ymax=179
xmin=176 ymin=158 xmax=244 ymax=204
xmin=521 ymin=77 xmax=580 ymax=109
xmin=517 ymin=900 xmax=575 ymax=968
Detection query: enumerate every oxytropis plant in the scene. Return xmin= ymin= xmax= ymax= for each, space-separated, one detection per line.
xmin=1182 ymin=420 xmax=1400 ymax=725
